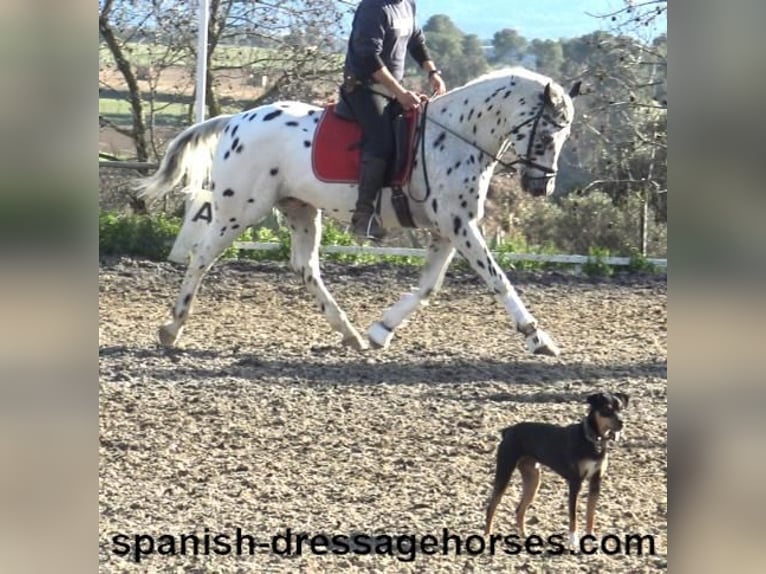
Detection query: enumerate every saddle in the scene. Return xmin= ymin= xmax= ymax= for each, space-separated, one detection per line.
xmin=311 ymin=102 xmax=420 ymax=189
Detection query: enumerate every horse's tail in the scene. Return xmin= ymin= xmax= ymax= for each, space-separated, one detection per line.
xmin=134 ymin=114 xmax=234 ymax=201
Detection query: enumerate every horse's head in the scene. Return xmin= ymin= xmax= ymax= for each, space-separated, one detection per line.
xmin=509 ymin=80 xmax=580 ymax=197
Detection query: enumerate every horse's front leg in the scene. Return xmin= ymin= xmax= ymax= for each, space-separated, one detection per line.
xmin=368 ymin=234 xmax=455 ymax=349
xmin=446 ymin=217 xmax=560 ymax=356
xmin=279 ymin=199 xmax=368 ymax=351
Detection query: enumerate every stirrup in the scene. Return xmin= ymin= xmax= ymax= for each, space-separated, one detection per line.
xmin=351 ymin=212 xmax=384 ymax=241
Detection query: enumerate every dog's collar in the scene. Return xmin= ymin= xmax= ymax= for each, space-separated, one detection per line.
xmin=582 ymin=417 xmax=605 ymax=449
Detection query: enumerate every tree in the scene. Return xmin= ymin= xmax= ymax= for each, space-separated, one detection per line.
xmin=491 ymin=28 xmax=527 ymax=64
xmin=420 ymin=15 xmax=488 ymax=87
xmin=99 ymin=0 xmax=348 ymax=163
xmin=527 ymin=39 xmax=564 ymax=77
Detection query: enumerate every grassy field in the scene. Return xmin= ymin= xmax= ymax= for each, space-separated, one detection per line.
xmin=99 ymin=42 xmax=278 ymax=69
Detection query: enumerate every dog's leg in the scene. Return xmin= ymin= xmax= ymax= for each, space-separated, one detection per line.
xmin=567 ymin=479 xmax=583 ymax=548
xmin=585 ymin=475 xmax=601 ymax=535
xmin=515 ymin=457 xmax=541 ymax=537
xmin=484 ymin=446 xmax=517 ymax=535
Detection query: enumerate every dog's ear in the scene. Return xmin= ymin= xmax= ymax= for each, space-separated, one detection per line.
xmin=586 ymin=393 xmax=604 ymax=407
xmin=615 ymin=392 xmax=630 ymax=408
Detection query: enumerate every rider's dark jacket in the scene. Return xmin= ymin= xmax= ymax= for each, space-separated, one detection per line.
xmin=343 ymin=0 xmax=431 ymax=82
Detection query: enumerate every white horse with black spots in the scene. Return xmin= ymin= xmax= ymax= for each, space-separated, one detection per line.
xmin=136 ymin=66 xmax=581 ymax=356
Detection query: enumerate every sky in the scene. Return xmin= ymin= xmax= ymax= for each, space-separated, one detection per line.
xmin=413 ymin=0 xmax=667 ymax=41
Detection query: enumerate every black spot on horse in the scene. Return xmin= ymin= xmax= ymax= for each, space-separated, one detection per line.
xmin=247 ymin=198 xmax=254 ymax=203
xmin=308 ymin=109 xmax=316 ymax=115
xmin=477 ymin=260 xmax=486 ymax=269
xmin=459 ymin=114 xmax=464 ymax=122
xmin=183 ymin=294 xmax=192 ymax=306
xmin=211 ymin=182 xmax=216 ymax=190
xmin=447 ymin=168 xmax=452 ymax=175
xmin=461 ymin=201 xmax=467 ymax=208
xmin=453 ymin=216 xmax=462 ymax=235
xmin=286 ymin=121 xmax=299 ymax=127
xmin=223 ymin=189 xmax=234 ymax=197
xmin=224 ymin=151 xmax=230 ymax=160
xmin=263 ymin=109 xmax=283 ymax=121
xmin=236 ymin=145 xmax=244 ymax=153
xmin=270 ymin=168 xmax=279 ymax=176
xmin=433 ymin=132 xmax=446 ymax=148
xmin=432 ymin=198 xmax=438 ymax=213
xmin=466 ymin=241 xmax=471 ymax=248
xmin=232 ymin=224 xmax=240 ymax=230
xmin=231 ymin=125 xmax=239 ymax=137
xmin=229 ymin=217 xmax=237 ymax=222
xmin=304 ymin=141 xmax=311 ymax=148
xmin=468 ymin=109 xmax=475 ymax=120
xmin=224 ymin=125 xmax=230 ymax=134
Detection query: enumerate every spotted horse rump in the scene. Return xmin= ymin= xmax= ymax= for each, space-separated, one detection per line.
xmin=311 ymin=104 xmax=420 ymax=187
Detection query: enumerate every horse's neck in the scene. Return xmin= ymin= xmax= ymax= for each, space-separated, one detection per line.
xmin=429 ymin=74 xmax=539 ymax=160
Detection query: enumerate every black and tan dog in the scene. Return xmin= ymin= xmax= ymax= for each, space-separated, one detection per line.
xmin=484 ymin=392 xmax=629 ymax=545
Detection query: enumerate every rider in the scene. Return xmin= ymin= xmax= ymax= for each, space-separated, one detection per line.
xmin=340 ymin=0 xmax=446 ymax=240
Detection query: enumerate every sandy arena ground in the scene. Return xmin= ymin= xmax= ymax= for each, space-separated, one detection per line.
xmin=99 ymin=257 xmax=667 ymax=572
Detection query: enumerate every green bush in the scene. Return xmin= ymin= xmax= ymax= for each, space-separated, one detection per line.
xmin=513 ymin=191 xmax=667 ymax=258
xmin=99 ymin=211 xmax=182 ymax=260
xmin=99 ymin=210 xmax=663 ymax=275
xmin=583 ymin=247 xmax=614 ymax=278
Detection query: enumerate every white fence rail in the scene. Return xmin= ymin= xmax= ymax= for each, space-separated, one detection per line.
xmin=233 ymin=242 xmax=668 ymax=268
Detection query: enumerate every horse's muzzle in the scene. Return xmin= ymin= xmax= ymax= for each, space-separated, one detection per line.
xmin=521 ymin=172 xmax=554 ymax=197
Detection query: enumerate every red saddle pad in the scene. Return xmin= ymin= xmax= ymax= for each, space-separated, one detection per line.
xmin=311 ymin=104 xmax=419 ymax=187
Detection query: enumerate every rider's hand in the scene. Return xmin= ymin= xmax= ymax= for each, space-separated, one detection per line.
xmin=429 ymin=72 xmax=447 ymax=96
xmin=396 ymin=89 xmax=423 ymax=111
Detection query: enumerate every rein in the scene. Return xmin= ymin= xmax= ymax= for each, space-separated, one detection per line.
xmin=423 ymin=99 xmax=565 ymax=177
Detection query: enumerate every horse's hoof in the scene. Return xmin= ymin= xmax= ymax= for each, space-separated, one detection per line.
xmin=526 ymin=329 xmax=560 ymax=357
xmin=368 ymin=321 xmax=394 ymax=349
xmin=341 ymin=333 xmax=369 ymax=352
xmin=158 ymin=324 xmax=179 ymax=347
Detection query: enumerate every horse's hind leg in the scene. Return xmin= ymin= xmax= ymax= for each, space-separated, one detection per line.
xmin=445 ymin=218 xmax=559 ymax=356
xmin=278 ymin=199 xmax=368 ymax=351
xmin=158 ymin=199 xmax=274 ymax=347
xmin=368 ymin=234 xmax=455 ymax=349
xmin=158 ymin=226 xmax=231 ymax=347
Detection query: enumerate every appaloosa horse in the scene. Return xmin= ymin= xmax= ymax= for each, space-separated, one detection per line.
xmin=136 ymin=66 xmax=580 ymax=356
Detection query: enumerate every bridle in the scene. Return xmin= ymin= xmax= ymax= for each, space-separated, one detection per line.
xmin=421 ymin=94 xmax=568 ymax=180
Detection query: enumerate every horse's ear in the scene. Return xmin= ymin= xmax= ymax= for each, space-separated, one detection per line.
xmin=568 ymin=80 xmax=582 ymax=98
xmin=543 ymin=83 xmax=554 ymax=107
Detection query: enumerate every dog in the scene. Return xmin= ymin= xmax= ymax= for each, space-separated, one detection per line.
xmin=484 ymin=392 xmax=629 ymax=546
